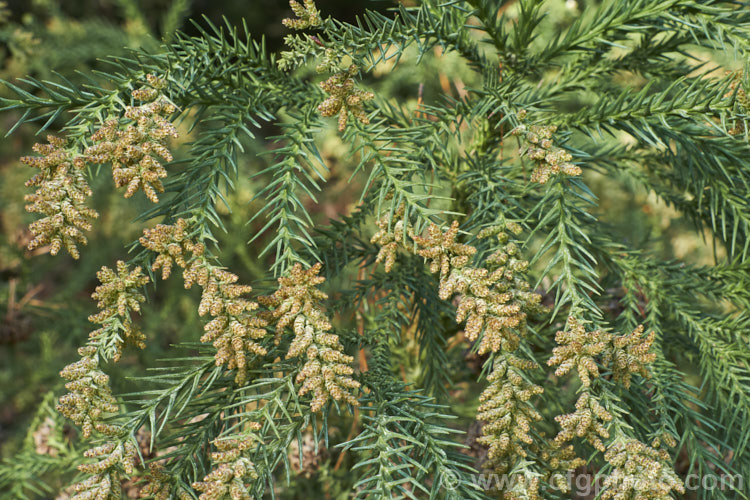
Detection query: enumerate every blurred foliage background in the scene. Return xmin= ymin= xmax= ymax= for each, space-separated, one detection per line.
xmin=0 ymin=0 xmax=728 ymax=496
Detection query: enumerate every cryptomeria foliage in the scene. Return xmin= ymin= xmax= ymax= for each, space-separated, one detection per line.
xmin=1 ymin=0 xmax=750 ymax=498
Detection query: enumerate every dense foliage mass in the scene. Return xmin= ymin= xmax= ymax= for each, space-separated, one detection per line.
xmin=1 ymin=0 xmax=750 ymax=498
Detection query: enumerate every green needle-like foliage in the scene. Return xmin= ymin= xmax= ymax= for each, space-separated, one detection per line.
xmin=1 ymin=0 xmax=750 ymax=499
